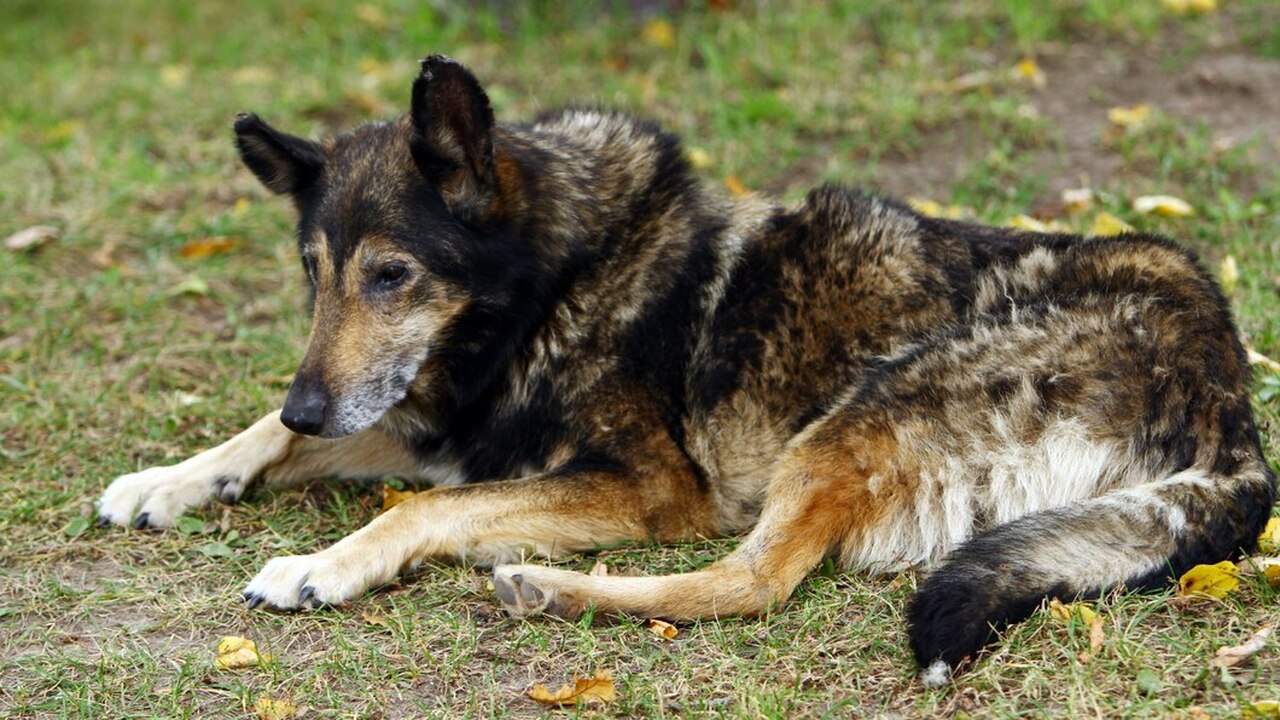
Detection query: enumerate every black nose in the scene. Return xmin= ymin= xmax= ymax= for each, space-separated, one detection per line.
xmin=281 ymin=377 xmax=329 ymax=435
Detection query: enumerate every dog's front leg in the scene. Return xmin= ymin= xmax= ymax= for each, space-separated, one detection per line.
xmin=242 ymin=470 xmax=715 ymax=610
xmin=98 ymin=410 xmax=420 ymax=529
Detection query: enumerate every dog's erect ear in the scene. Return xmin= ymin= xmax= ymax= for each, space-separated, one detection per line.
xmin=410 ymin=55 xmax=496 ymax=217
xmin=233 ymin=113 xmax=325 ymax=196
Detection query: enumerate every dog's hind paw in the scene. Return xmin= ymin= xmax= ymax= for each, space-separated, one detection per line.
xmin=492 ymin=565 xmax=583 ymax=619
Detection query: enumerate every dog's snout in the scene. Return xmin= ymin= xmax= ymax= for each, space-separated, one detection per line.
xmin=281 ymin=377 xmax=329 ymax=436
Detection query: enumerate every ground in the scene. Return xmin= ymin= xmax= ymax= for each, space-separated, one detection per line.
xmin=2 ymin=1 xmax=1279 ymax=718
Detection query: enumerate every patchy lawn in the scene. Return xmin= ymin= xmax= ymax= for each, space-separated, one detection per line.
xmin=2 ymin=1 xmax=1278 ymax=717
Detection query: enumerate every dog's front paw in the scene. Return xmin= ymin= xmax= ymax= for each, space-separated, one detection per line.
xmin=98 ymin=464 xmax=244 ymax=529
xmin=492 ymin=565 xmax=585 ymax=619
xmin=243 ymin=554 xmax=370 ymax=610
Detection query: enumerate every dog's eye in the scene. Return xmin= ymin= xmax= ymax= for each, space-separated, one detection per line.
xmin=374 ymin=263 xmax=409 ymax=288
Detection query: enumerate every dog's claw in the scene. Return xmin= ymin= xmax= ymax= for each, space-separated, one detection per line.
xmin=299 ymin=585 xmax=317 ymax=608
xmin=244 ymin=593 xmax=264 ymax=609
xmin=97 ymin=515 xmax=112 ymax=528
xmin=132 ymin=513 xmax=151 ymax=530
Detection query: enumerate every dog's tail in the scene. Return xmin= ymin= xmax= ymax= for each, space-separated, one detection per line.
xmin=908 ymin=455 xmax=1275 ymax=687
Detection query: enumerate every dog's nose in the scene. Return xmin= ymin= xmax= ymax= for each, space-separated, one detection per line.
xmin=281 ymin=378 xmax=329 ymax=436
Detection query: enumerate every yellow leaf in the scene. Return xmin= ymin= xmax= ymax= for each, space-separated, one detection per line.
xmin=907 ymin=197 xmax=969 ymax=220
xmin=1007 ymin=214 xmax=1051 ymax=233
xmin=1258 ymin=518 xmax=1280 ymax=554
xmin=253 ymin=697 xmax=299 ymax=720
xmin=215 ymin=636 xmax=268 ymax=670
xmin=4 ymin=225 xmax=60 ymax=252
xmin=1048 ymin=598 xmax=1098 ymax=625
xmin=1244 ymin=701 xmax=1280 ymax=719
xmin=1219 ymin=255 xmax=1239 ymax=294
xmin=1061 ymin=188 xmax=1094 ymax=215
xmin=1090 ymin=211 xmax=1135 ymax=237
xmin=1089 ymin=614 xmax=1105 ymax=655
xmin=233 ymin=197 xmax=252 ymax=216
xmin=1011 ymin=58 xmax=1046 ymax=89
xmin=233 ymin=66 xmax=274 ymax=86
xmin=353 ymin=3 xmax=389 ymax=29
xmin=642 ymin=18 xmax=676 ymax=49
xmin=1162 ymin=0 xmax=1217 ymax=15
xmin=724 ymin=175 xmax=750 ymax=197
xmin=1108 ymin=104 xmax=1151 ymax=130
xmin=1133 ymin=195 xmax=1194 ymax=217
xmin=527 ymin=669 xmax=617 ymax=707
xmin=361 ymin=612 xmax=389 ymax=627
xmin=42 ymin=119 xmax=81 ymax=145
xmin=380 ymin=485 xmax=416 ymax=513
xmin=160 ymin=64 xmax=190 ymax=89
xmin=686 ymin=147 xmax=713 ymax=170
xmin=648 ymin=619 xmax=678 ymax=640
xmin=178 ymin=236 xmax=241 ymax=260
xmin=1177 ymin=561 xmax=1240 ymax=599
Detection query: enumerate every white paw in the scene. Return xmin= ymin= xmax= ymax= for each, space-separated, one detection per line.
xmin=98 ymin=463 xmax=243 ymax=529
xmin=243 ymin=553 xmax=372 ymax=610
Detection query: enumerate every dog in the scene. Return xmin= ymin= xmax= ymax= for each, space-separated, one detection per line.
xmin=98 ymin=55 xmax=1277 ymax=685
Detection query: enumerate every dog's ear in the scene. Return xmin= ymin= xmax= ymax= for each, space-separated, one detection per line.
xmin=409 ymin=55 xmax=496 ymax=219
xmin=233 ymin=113 xmax=325 ymax=196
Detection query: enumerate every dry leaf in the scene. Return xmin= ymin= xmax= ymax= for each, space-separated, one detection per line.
xmin=1090 ymin=211 xmax=1135 ymax=237
xmin=1108 ymin=104 xmax=1151 ymax=130
xmin=5 ymin=225 xmax=60 ymax=252
xmin=1006 ymin=215 xmax=1068 ymax=234
xmin=179 ymin=236 xmax=241 ymax=259
xmin=362 ymin=612 xmax=389 ymax=627
xmin=1133 ymin=195 xmax=1194 ymax=218
xmin=160 ymin=64 xmax=190 ymax=89
xmin=686 ymin=147 xmax=713 ymax=170
xmin=1211 ymin=625 xmax=1273 ymax=670
xmin=1178 ymin=561 xmax=1240 ymax=599
xmin=167 ymin=276 xmax=210 ymax=297
xmin=380 ymin=485 xmax=416 ymax=513
xmin=908 ymin=197 xmax=970 ymax=220
xmin=1247 ymin=349 xmax=1280 ymax=374
xmin=215 ymin=635 xmax=268 ymax=670
xmin=1162 ymin=0 xmax=1217 ymax=15
xmin=648 ymin=619 xmax=678 ymax=640
xmin=589 ymin=561 xmax=609 ymax=577
xmin=1011 ymin=58 xmax=1045 ymax=89
xmin=1258 ymin=518 xmax=1280 ymax=554
xmin=353 ymin=3 xmax=389 ymax=29
xmin=253 ymin=697 xmax=299 ymax=720
xmin=1061 ymin=188 xmax=1094 ymax=215
xmin=1048 ymin=598 xmax=1098 ymax=625
xmin=724 ymin=175 xmax=750 ymax=197
xmin=642 ymin=18 xmax=676 ymax=49
xmin=1219 ymin=255 xmax=1240 ymax=294
xmin=527 ymin=669 xmax=617 ymax=707
xmin=233 ymin=66 xmax=274 ymax=85
xmin=1244 ymin=700 xmax=1280 ymax=718
xmin=1089 ymin=615 xmax=1105 ymax=655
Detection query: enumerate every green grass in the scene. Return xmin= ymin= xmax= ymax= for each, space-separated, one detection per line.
xmin=3 ymin=1 xmax=1280 ymax=717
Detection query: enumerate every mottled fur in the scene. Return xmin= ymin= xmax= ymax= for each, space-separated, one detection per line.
xmin=99 ymin=56 xmax=1276 ymax=684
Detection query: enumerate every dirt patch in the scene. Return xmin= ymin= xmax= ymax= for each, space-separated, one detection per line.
xmin=870 ymin=42 xmax=1280 ymax=202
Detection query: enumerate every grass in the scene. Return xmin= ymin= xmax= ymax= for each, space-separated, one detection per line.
xmin=3 ymin=0 xmax=1280 ymax=717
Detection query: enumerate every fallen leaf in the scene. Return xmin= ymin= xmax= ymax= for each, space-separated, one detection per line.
xmin=1162 ymin=0 xmax=1217 ymax=15
xmin=233 ymin=66 xmax=274 ymax=85
xmin=1108 ymin=104 xmax=1151 ymax=130
xmin=64 ymin=516 xmax=91 ymax=538
xmin=380 ymin=485 xmax=416 ymax=513
xmin=1244 ymin=700 xmax=1280 ymax=719
xmin=167 ymin=277 xmax=210 ymax=297
xmin=1006 ymin=214 xmax=1068 ymax=234
xmin=1089 ymin=615 xmax=1105 ymax=655
xmin=253 ymin=697 xmax=299 ymax=720
xmin=1178 ymin=561 xmax=1240 ymax=599
xmin=528 ymin=669 xmax=617 ymax=707
xmin=908 ymin=197 xmax=970 ymax=220
xmin=1048 ymin=598 xmax=1098 ymax=625
xmin=1090 ymin=211 xmax=1135 ymax=237
xmin=1135 ymin=667 xmax=1165 ymax=694
xmin=724 ymin=175 xmax=750 ymax=197
xmin=589 ymin=561 xmax=609 ymax=577
xmin=1210 ymin=625 xmax=1273 ymax=670
xmin=1011 ymin=58 xmax=1046 ymax=89
xmin=5 ymin=225 xmax=60 ymax=252
xmin=160 ymin=63 xmax=190 ymax=89
xmin=1220 ymin=255 xmax=1240 ymax=293
xmin=648 ymin=619 xmax=678 ymax=640
xmin=642 ymin=18 xmax=676 ymax=49
xmin=686 ymin=147 xmax=713 ymax=170
xmin=362 ymin=612 xmax=389 ymax=627
xmin=1133 ymin=195 xmax=1194 ymax=218
xmin=215 ymin=636 xmax=269 ymax=670
xmin=1258 ymin=518 xmax=1280 ymax=554
xmin=353 ymin=3 xmax=389 ymax=29
xmin=1061 ymin=188 xmax=1094 ymax=215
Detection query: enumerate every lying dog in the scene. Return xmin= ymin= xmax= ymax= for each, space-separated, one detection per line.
xmin=99 ymin=55 xmax=1276 ymax=685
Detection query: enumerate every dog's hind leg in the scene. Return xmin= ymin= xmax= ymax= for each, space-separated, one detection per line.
xmin=98 ymin=410 xmax=419 ymax=529
xmin=489 ymin=420 xmax=906 ymax=622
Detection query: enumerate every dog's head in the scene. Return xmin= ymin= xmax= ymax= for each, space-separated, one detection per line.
xmin=234 ymin=56 xmax=500 ymax=438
